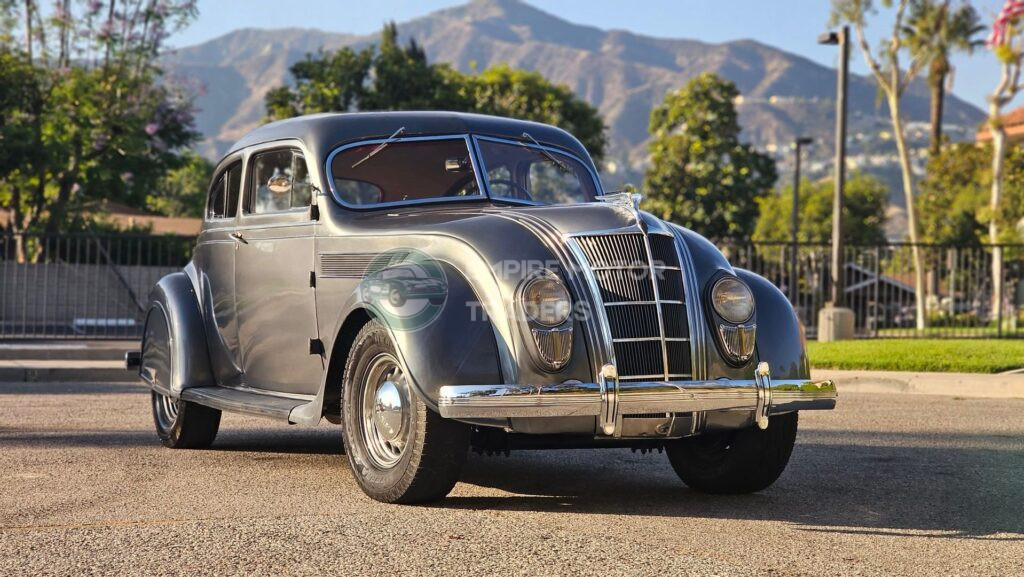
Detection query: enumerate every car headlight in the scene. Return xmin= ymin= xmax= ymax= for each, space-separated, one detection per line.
xmin=710 ymin=277 xmax=754 ymax=323
xmin=520 ymin=273 xmax=571 ymax=327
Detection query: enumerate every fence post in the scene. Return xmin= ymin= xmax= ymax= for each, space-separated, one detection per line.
xmin=998 ymin=247 xmax=1004 ymax=338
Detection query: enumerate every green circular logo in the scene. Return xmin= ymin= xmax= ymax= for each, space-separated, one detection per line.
xmin=358 ymin=248 xmax=448 ymax=332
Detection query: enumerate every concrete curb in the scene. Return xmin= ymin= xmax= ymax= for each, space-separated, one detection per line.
xmin=0 ymin=360 xmax=137 ymax=383
xmin=812 ymin=369 xmax=1024 ymax=399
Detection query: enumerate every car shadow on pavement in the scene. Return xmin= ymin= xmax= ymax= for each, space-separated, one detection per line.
xmin=448 ymin=428 xmax=1024 ymax=540
xmin=0 ymin=426 xmax=343 ymax=455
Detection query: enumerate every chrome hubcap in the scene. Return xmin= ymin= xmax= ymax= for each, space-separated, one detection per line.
xmin=373 ymin=380 xmax=404 ymax=442
xmin=360 ymin=354 xmax=410 ymax=469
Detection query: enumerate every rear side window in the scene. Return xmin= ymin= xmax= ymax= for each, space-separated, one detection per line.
xmin=207 ymin=161 xmax=242 ymax=220
xmin=248 ymin=148 xmax=312 ymax=214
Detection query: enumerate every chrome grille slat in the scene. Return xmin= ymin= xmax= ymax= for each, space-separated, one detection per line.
xmin=575 ymin=232 xmax=692 ymax=381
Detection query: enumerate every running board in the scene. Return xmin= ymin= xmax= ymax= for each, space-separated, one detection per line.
xmin=180 ymin=387 xmax=309 ymax=421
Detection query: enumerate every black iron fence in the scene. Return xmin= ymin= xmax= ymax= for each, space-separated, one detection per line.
xmin=0 ymin=233 xmax=195 ymax=339
xmin=1 ymin=233 xmax=1022 ymax=339
xmin=722 ymin=241 xmax=1024 ymax=339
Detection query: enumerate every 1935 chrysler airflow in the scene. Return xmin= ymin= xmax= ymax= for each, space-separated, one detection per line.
xmin=128 ymin=111 xmax=837 ymax=503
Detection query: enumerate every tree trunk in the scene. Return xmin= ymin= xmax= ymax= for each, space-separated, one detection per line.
xmin=889 ymin=94 xmax=928 ymax=330
xmin=990 ymin=108 xmax=1006 ymax=325
xmin=929 ymin=73 xmax=946 ymax=157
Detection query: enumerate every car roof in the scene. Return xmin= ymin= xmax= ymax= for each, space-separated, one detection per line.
xmin=225 ymin=111 xmax=595 ymax=170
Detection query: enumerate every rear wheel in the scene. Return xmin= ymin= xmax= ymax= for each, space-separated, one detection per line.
xmin=388 ymin=288 xmax=406 ymax=307
xmin=341 ymin=321 xmax=469 ymax=503
xmin=665 ymin=412 xmax=798 ymax=494
xmin=151 ymin=391 xmax=221 ymax=449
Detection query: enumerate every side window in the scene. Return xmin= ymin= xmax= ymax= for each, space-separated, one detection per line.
xmin=207 ymin=173 xmax=226 ymax=220
xmin=206 ymin=161 xmax=242 ymax=220
xmin=225 ymin=162 xmax=242 ymax=217
xmin=248 ymin=148 xmax=311 ymax=214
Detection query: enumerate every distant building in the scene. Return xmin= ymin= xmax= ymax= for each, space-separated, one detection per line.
xmin=976 ymin=106 xmax=1024 ymax=144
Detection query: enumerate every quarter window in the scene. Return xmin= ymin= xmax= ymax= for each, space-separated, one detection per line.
xmin=207 ymin=161 xmax=242 ymax=220
xmin=248 ymin=149 xmax=312 ymax=214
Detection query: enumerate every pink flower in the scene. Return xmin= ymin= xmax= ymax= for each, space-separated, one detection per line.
xmin=144 ymin=123 xmax=160 ymax=136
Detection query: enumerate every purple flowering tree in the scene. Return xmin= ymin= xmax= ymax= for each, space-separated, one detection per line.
xmin=0 ymin=0 xmax=200 ymax=260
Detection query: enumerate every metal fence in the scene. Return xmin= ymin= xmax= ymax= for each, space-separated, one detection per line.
xmin=0 ymin=233 xmax=195 ymax=339
xmin=723 ymin=241 xmax=1024 ymax=339
xmin=1 ymin=233 xmax=1022 ymax=340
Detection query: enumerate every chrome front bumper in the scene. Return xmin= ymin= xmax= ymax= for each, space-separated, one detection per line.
xmin=438 ymin=362 xmax=836 ymax=436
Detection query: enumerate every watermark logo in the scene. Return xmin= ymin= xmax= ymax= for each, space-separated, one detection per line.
xmin=358 ymin=248 xmax=448 ymax=332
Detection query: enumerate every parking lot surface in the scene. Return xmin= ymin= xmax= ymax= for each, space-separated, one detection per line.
xmin=1 ymin=382 xmax=1021 ymax=576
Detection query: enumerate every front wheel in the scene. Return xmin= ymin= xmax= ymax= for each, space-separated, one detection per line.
xmin=665 ymin=412 xmax=798 ymax=494
xmin=341 ymin=321 xmax=469 ymax=503
xmin=151 ymin=391 xmax=221 ymax=449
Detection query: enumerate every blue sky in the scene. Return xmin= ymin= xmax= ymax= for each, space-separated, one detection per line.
xmin=169 ymin=0 xmax=1008 ymax=112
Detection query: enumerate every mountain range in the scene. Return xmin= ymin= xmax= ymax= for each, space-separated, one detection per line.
xmin=163 ymin=0 xmax=985 ymax=190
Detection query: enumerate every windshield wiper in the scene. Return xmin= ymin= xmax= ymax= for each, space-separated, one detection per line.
xmin=519 ymin=132 xmax=570 ymax=173
xmin=351 ymin=126 xmax=405 ymax=169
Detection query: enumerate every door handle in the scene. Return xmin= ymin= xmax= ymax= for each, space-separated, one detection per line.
xmin=230 ymin=232 xmax=247 ymax=244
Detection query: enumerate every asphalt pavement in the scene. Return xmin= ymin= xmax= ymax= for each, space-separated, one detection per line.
xmin=1 ymin=381 xmax=1022 ymax=576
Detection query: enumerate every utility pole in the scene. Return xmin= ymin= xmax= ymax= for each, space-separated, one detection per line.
xmin=790 ymin=137 xmax=813 ymax=304
xmin=819 ymin=26 xmax=849 ymax=307
xmin=815 ymin=26 xmax=854 ymax=342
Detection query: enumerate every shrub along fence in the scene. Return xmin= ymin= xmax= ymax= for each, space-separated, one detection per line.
xmin=1 ymin=233 xmax=1021 ymax=339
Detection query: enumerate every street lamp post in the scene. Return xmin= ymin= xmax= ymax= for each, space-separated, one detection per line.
xmin=790 ymin=137 xmax=813 ymax=304
xmin=818 ymin=26 xmax=849 ymax=308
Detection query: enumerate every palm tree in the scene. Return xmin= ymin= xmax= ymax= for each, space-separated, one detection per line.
xmin=902 ymin=0 xmax=985 ymax=156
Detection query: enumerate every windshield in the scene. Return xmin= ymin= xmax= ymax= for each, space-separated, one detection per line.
xmin=476 ymin=139 xmax=599 ymax=205
xmin=328 ymin=135 xmax=600 ymax=208
xmin=331 ymin=138 xmax=482 ymax=207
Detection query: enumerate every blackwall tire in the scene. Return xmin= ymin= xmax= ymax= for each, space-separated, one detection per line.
xmin=665 ymin=412 xmax=798 ymax=494
xmin=151 ymin=391 xmax=221 ymax=449
xmin=341 ymin=321 xmax=469 ymax=504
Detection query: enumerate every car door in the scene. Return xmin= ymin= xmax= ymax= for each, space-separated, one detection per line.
xmin=193 ymin=158 xmax=243 ymax=386
xmin=233 ymin=144 xmax=322 ymax=395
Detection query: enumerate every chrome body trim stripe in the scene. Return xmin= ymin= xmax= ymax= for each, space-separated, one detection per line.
xmin=671 ymin=227 xmax=707 ymax=380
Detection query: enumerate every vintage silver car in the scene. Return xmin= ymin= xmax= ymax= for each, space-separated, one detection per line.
xmin=128 ymin=111 xmax=837 ymax=504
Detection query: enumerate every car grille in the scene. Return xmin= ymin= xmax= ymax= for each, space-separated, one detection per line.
xmin=574 ymin=232 xmax=692 ymax=382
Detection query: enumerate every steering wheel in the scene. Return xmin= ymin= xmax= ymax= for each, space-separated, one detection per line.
xmin=487 ymin=178 xmax=531 ymax=201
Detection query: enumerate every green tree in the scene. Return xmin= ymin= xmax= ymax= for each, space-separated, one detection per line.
xmin=918 ymin=142 xmax=1024 ymax=245
xmin=902 ymin=0 xmax=985 ymax=156
xmin=0 ymin=0 xmax=200 ymax=254
xmin=642 ymin=73 xmax=776 ymax=238
xmin=753 ymin=173 xmax=888 ymax=245
xmin=146 ymin=151 xmax=214 ymax=218
xmin=265 ymin=46 xmax=372 ymax=119
xmin=463 ymin=65 xmax=606 ymax=163
xmin=833 ymin=0 xmax=928 ymax=329
xmin=266 ymin=24 xmax=606 ymax=161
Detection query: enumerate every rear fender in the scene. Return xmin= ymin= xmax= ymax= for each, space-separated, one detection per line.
xmin=140 ymin=271 xmax=215 ymax=396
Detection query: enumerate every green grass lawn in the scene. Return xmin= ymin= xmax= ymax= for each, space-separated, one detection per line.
xmin=806 ymin=339 xmax=1024 ymax=374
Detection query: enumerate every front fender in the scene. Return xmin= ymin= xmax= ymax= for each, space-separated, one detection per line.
xmin=140 ymin=271 xmax=215 ymax=396
xmin=735 ymin=268 xmax=810 ymax=380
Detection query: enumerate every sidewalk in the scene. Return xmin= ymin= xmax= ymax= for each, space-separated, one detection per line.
xmin=812 ymin=369 xmax=1024 ymax=399
xmin=0 ymin=359 xmax=134 ymax=383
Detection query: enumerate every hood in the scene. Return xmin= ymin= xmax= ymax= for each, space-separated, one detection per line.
xmin=340 ymin=200 xmax=647 ymax=239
